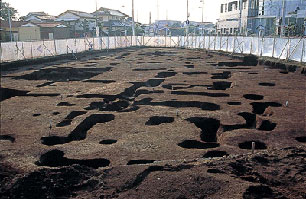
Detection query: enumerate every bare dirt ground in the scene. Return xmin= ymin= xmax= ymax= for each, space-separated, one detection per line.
xmin=0 ymin=47 xmax=305 ymax=199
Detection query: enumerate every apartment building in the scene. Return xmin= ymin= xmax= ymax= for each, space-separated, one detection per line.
xmin=217 ymin=0 xmax=306 ymax=36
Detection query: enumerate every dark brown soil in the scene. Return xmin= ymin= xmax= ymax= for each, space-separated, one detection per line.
xmin=1 ymin=48 xmax=305 ymax=199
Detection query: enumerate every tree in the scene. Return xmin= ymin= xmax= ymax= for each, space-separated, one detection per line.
xmin=0 ymin=2 xmax=18 ymax=21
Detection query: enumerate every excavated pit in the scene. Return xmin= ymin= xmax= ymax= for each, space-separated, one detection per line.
xmin=41 ymin=114 xmax=115 ymax=146
xmin=56 ymin=111 xmax=87 ymax=127
xmin=57 ymin=102 xmax=76 ymax=107
xmin=14 ymin=67 xmax=112 ymax=82
xmin=243 ymin=94 xmax=264 ymax=101
xmin=238 ymin=141 xmax=267 ymax=150
xmin=83 ymin=80 xmax=116 ymax=83
xmin=184 ymin=64 xmax=195 ymax=69
xmin=133 ymin=68 xmax=166 ymax=71
xmin=155 ymin=72 xmax=177 ymax=78
xmin=183 ymin=72 xmax=207 ymax=75
xmin=227 ymin=102 xmax=241 ymax=105
xmin=0 ymin=135 xmax=15 ymax=143
xmin=85 ymin=100 xmax=130 ymax=111
xmin=0 ymin=87 xmax=29 ymax=102
xmin=211 ymin=71 xmax=231 ymax=79
xmin=186 ymin=117 xmax=221 ymax=142
xmin=259 ymin=82 xmax=275 ymax=87
xmin=36 ymin=81 xmax=54 ymax=88
xmin=135 ymin=99 xmax=220 ymax=111
xmin=243 ymin=185 xmax=275 ymax=199
xmin=295 ymin=136 xmax=306 ymax=143
xmin=222 ymin=112 xmax=256 ymax=132
xmin=36 ymin=149 xmax=110 ymax=169
xmin=171 ymin=91 xmax=229 ymax=97
xmin=210 ymin=81 xmax=232 ymax=90
xmin=127 ymin=160 xmax=155 ymax=165
xmin=250 ymin=102 xmax=282 ymax=114
xmin=258 ymin=120 xmax=277 ymax=131
xmin=99 ymin=139 xmax=117 ymax=145
xmin=135 ymin=89 xmax=164 ymax=97
xmin=178 ymin=140 xmax=220 ymax=149
xmin=145 ymin=116 xmax=174 ymax=125
xmin=33 ymin=114 xmax=41 ymax=117
xmin=203 ymin=151 xmax=228 ymax=158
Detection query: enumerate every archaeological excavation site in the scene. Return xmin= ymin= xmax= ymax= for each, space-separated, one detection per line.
xmin=0 ymin=47 xmax=305 ymax=199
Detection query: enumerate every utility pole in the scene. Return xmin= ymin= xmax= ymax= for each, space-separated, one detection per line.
xmin=95 ymin=0 xmax=99 ymax=37
xmin=7 ymin=8 xmax=13 ymax=42
xmin=281 ymin=0 xmax=286 ymax=37
xmin=200 ymin=0 xmax=205 ymax=23
xmin=238 ymin=0 xmax=243 ymax=35
xmin=186 ymin=0 xmax=190 ymax=40
xmin=149 ymin=12 xmax=152 ymax=25
xmin=132 ymin=0 xmax=136 ymax=36
xmin=157 ymin=0 xmax=160 ymax=20
xmin=166 ymin=10 xmax=168 ymax=20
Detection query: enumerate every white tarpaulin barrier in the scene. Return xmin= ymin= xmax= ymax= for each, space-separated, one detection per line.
xmin=262 ymin=38 xmax=274 ymax=57
xmin=274 ymin=38 xmax=289 ymax=60
xmin=1 ymin=36 xmax=305 ymax=64
xmin=1 ymin=42 xmax=18 ymax=62
xmin=55 ymin=39 xmax=67 ymax=55
xmin=22 ymin=42 xmax=33 ymax=59
xmin=31 ymin=41 xmax=44 ymax=59
xmin=43 ymin=40 xmax=56 ymax=57
xmin=288 ymin=38 xmax=304 ymax=62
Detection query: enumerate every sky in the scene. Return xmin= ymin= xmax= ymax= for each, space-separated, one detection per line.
xmin=5 ymin=0 xmax=221 ymax=24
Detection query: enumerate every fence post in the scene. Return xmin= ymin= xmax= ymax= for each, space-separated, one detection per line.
xmin=286 ymin=37 xmax=290 ymax=61
xmin=300 ymin=39 xmax=304 ymax=63
xmin=220 ymin=34 xmax=222 ymax=50
xmin=241 ymin=36 xmax=244 ymax=54
xmin=43 ymin=40 xmax=46 ymax=57
xmin=250 ymin=37 xmax=253 ymax=54
xmin=31 ymin=42 xmax=33 ymax=59
xmin=115 ymin=36 xmax=117 ymax=49
xmin=272 ymin=37 xmax=276 ymax=58
xmin=233 ymin=35 xmax=236 ymax=53
xmin=214 ymin=35 xmax=216 ymax=50
xmin=53 ymin=39 xmax=57 ymax=55
xmin=208 ymin=34 xmax=211 ymax=50
xmin=100 ymin=37 xmax=103 ymax=50
xmin=226 ymin=36 xmax=229 ymax=52
xmin=107 ymin=35 xmax=110 ymax=51
xmin=203 ymin=34 xmax=206 ymax=49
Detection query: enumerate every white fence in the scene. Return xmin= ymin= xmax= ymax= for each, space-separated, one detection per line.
xmin=1 ymin=36 xmax=305 ymax=63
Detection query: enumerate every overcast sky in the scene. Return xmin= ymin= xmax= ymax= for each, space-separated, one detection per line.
xmin=5 ymin=0 xmax=221 ymax=23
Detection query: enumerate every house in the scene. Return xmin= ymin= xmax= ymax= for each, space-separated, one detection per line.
xmin=153 ymin=20 xmax=183 ymax=36
xmin=217 ymin=0 xmax=306 ymax=36
xmin=93 ymin=7 xmax=128 ymax=22
xmin=18 ymin=22 xmax=70 ymax=41
xmin=21 ymin=12 xmax=56 ymax=23
xmin=101 ymin=20 xmax=131 ymax=36
xmin=0 ymin=20 xmax=26 ymax=42
xmin=56 ymin=10 xmax=96 ymax=37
